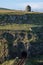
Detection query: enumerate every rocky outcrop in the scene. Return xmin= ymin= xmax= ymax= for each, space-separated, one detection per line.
xmin=0 ymin=26 xmax=43 ymax=63
xmin=0 ymin=14 xmax=43 ymax=25
xmin=0 ymin=38 xmax=8 ymax=63
xmin=28 ymin=42 xmax=43 ymax=58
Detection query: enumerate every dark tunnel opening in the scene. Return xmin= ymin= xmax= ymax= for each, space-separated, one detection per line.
xmin=21 ymin=51 xmax=27 ymax=58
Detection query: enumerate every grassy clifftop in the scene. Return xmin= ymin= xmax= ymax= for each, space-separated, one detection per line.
xmin=0 ymin=9 xmax=43 ymax=14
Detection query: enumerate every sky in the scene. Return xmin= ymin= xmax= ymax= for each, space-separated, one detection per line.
xmin=0 ymin=0 xmax=43 ymax=12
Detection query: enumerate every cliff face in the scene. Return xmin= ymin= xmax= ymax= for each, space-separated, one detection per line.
xmin=0 ymin=14 xmax=43 ymax=25
xmin=0 ymin=27 xmax=43 ymax=63
xmin=0 ymin=12 xmax=43 ymax=63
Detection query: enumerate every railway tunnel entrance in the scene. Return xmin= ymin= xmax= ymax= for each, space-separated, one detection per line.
xmin=21 ymin=51 xmax=27 ymax=58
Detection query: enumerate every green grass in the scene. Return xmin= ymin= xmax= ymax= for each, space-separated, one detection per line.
xmin=0 ymin=57 xmax=20 ymax=65
xmin=0 ymin=24 xmax=43 ymax=30
xmin=0 ymin=60 xmax=14 ymax=65
xmin=0 ymin=10 xmax=43 ymax=15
